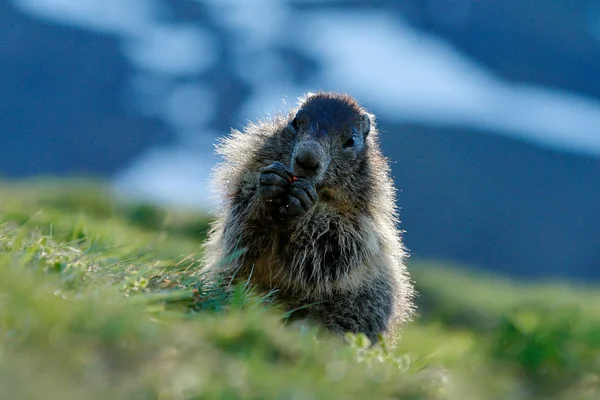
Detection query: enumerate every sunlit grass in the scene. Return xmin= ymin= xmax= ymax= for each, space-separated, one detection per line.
xmin=0 ymin=179 xmax=598 ymax=399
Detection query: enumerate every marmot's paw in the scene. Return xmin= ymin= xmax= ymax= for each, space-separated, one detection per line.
xmin=258 ymin=162 xmax=318 ymax=218
xmin=258 ymin=162 xmax=293 ymax=203
xmin=281 ymin=178 xmax=318 ymax=217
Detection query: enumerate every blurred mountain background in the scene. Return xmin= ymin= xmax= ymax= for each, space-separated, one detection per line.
xmin=1 ymin=0 xmax=599 ymax=280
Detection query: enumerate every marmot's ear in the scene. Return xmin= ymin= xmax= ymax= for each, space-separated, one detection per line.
xmin=359 ymin=112 xmax=373 ymax=138
xmin=297 ymin=92 xmax=316 ymax=108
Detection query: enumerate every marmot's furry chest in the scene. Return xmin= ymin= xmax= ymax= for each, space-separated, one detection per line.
xmin=238 ymin=217 xmax=379 ymax=299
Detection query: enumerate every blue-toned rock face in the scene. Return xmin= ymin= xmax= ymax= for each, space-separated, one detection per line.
xmin=2 ymin=0 xmax=600 ymax=280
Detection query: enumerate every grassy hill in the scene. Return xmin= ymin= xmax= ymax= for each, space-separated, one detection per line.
xmin=0 ymin=179 xmax=598 ymax=399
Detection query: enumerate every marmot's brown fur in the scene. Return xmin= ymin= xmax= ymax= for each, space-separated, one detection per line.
xmin=202 ymin=92 xmax=414 ymax=343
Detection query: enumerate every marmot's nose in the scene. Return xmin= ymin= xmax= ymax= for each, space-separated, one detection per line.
xmin=295 ymin=151 xmax=320 ymax=171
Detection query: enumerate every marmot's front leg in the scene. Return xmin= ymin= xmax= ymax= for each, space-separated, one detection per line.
xmin=307 ymin=278 xmax=395 ymax=344
xmin=258 ymin=161 xmax=318 ymax=218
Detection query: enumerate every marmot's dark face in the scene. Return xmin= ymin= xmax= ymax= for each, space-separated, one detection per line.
xmin=288 ymin=93 xmax=372 ymax=189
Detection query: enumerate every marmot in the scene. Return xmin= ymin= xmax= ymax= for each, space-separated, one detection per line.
xmin=202 ymin=92 xmax=414 ymax=343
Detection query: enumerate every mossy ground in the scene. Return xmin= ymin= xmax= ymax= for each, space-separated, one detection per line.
xmin=0 ymin=179 xmax=598 ymax=399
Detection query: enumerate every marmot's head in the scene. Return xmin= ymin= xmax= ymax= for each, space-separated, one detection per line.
xmin=288 ymin=92 xmax=375 ymax=191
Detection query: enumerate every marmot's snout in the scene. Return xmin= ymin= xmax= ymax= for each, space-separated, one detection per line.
xmin=292 ymin=140 xmax=329 ymax=180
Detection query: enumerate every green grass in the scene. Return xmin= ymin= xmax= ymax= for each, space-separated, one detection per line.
xmin=0 ymin=179 xmax=599 ymax=399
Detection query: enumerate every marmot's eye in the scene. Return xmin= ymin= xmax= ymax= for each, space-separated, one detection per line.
xmin=343 ymin=137 xmax=355 ymax=148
